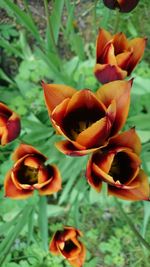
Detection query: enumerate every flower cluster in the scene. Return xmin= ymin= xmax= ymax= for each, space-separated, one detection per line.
xmin=2 ymin=1 xmax=150 ymax=266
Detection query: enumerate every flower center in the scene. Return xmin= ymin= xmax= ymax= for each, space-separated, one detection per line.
xmin=18 ymin=165 xmax=38 ymax=185
xmin=109 ymin=152 xmax=134 ymax=184
xmin=64 ymin=240 xmax=78 ymax=253
xmin=63 ymin=108 xmax=104 ymax=140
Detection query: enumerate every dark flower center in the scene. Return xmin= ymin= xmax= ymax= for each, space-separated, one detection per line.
xmin=64 ymin=240 xmax=78 ymax=253
xmin=109 ymin=152 xmax=134 ymax=184
xmin=63 ymin=107 xmax=105 ymax=140
xmin=17 ymin=165 xmax=39 ymax=185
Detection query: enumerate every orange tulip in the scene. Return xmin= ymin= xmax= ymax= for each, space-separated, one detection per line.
xmin=4 ymin=144 xmax=62 ymax=199
xmin=50 ymin=226 xmax=86 ymax=267
xmin=103 ymin=0 xmax=139 ymax=13
xmin=42 ymin=79 xmax=132 ymax=156
xmin=94 ymin=28 xmax=147 ymax=83
xmin=0 ymin=102 xmax=21 ymax=145
xmin=86 ymin=128 xmax=150 ymax=201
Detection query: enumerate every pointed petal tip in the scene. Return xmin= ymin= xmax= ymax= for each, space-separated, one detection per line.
xmin=41 ymin=80 xmax=45 ymax=86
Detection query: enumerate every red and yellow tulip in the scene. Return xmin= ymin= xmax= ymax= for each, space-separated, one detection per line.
xmin=103 ymin=0 xmax=140 ymax=13
xmin=50 ymin=226 xmax=86 ymax=267
xmin=0 ymin=102 xmax=21 ymax=145
xmin=42 ymin=79 xmax=132 ymax=156
xmin=86 ymin=128 xmax=150 ymax=201
xmin=4 ymin=144 xmax=62 ymax=199
xmin=94 ymin=28 xmax=146 ymax=83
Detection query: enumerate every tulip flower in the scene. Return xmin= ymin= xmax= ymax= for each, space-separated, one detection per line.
xmin=42 ymin=79 xmax=132 ymax=156
xmin=94 ymin=28 xmax=147 ymax=84
xmin=86 ymin=128 xmax=150 ymax=201
xmin=50 ymin=226 xmax=86 ymax=267
xmin=103 ymin=0 xmax=140 ymax=13
xmin=4 ymin=144 xmax=62 ymax=199
xmin=0 ymin=102 xmax=21 ymax=145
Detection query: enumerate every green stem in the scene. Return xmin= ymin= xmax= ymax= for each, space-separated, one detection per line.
xmin=115 ymin=198 xmax=150 ymax=250
xmin=114 ymin=9 xmax=120 ymax=33
xmin=38 ymin=195 xmax=48 ymax=251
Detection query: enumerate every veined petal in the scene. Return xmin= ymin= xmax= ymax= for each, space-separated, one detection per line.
xmin=112 ymin=32 xmax=128 ymax=54
xmin=108 ymin=169 xmax=150 ymax=201
xmin=96 ymin=28 xmax=112 ymax=62
xmin=4 ymin=170 xmax=33 ymax=199
xmin=127 ymin=37 xmax=147 ymax=75
xmin=94 ymin=63 xmax=127 ymax=84
xmin=96 ymin=79 xmax=133 ymax=135
xmin=42 ymin=81 xmax=76 ymax=115
xmin=12 ymin=144 xmax=46 ymax=162
xmin=55 ymin=140 xmax=101 ymax=156
xmin=76 ymin=116 xmax=111 ymax=148
xmin=38 ymin=164 xmax=62 ymax=195
xmin=109 ymin=128 xmax=141 ymax=155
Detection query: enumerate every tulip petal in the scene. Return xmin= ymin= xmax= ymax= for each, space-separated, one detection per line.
xmin=86 ymin=157 xmax=103 ymax=192
xmin=109 ymin=128 xmax=141 ymax=155
xmin=65 ymin=89 xmax=106 ymax=115
xmin=94 ymin=63 xmax=127 ymax=84
xmin=108 ymin=169 xmax=150 ymax=201
xmin=113 ymin=32 xmax=128 ymax=54
xmin=118 ymin=0 xmax=140 ymax=13
xmin=127 ymin=37 xmax=147 ymax=75
xmin=68 ymin=244 xmax=86 ymax=267
xmin=1 ymin=113 xmax=21 ymax=145
xmin=102 ymin=42 xmax=117 ymax=65
xmin=4 ymin=170 xmax=33 ymax=199
xmin=38 ymin=164 xmax=62 ymax=195
xmin=96 ymin=80 xmax=133 ymax=135
xmin=116 ymin=51 xmax=133 ymax=70
xmin=42 ymin=81 xmax=76 ymax=115
xmin=96 ymin=28 xmax=112 ymax=62
xmin=76 ymin=116 xmax=111 ymax=148
xmin=12 ymin=144 xmax=46 ymax=162
xmin=55 ymin=140 xmax=101 ymax=156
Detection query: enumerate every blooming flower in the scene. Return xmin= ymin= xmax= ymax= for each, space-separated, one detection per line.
xmin=4 ymin=144 xmax=62 ymax=199
xmin=50 ymin=226 xmax=86 ymax=267
xmin=86 ymin=128 xmax=150 ymax=201
xmin=94 ymin=28 xmax=147 ymax=84
xmin=42 ymin=79 xmax=132 ymax=156
xmin=103 ymin=0 xmax=140 ymax=13
xmin=0 ymin=102 xmax=21 ymax=145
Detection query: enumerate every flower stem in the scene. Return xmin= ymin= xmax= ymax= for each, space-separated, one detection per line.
xmin=39 ymin=195 xmax=48 ymax=251
xmin=114 ymin=198 xmax=150 ymax=250
xmin=114 ymin=9 xmax=120 ymax=33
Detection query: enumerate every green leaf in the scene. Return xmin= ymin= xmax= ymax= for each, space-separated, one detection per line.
xmin=50 ymin=0 xmax=65 ymax=44
xmin=127 ymin=114 xmax=150 ymax=130
xmin=142 ymin=201 xmax=150 ymax=237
